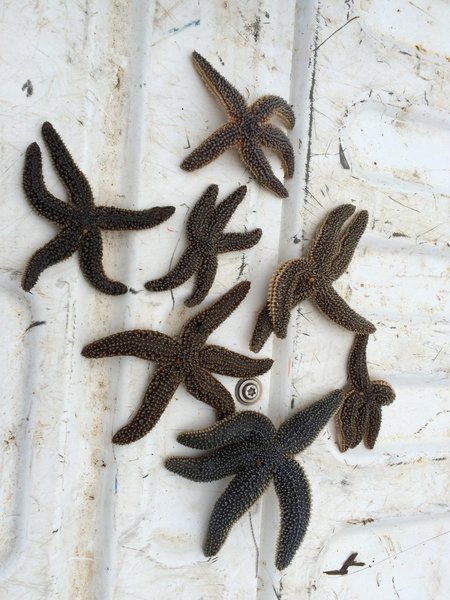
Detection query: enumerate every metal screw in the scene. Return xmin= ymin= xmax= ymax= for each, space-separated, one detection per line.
xmin=235 ymin=378 xmax=262 ymax=405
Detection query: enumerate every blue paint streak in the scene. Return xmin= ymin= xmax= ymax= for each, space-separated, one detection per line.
xmin=168 ymin=19 xmax=200 ymax=35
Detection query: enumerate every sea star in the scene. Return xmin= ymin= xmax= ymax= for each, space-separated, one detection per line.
xmin=145 ymin=184 xmax=262 ymax=306
xmin=166 ymin=389 xmax=343 ymax=570
xmin=336 ymin=334 xmax=395 ymax=451
xmin=82 ymin=281 xmax=273 ymax=444
xmin=22 ymin=121 xmax=175 ymax=294
xmin=181 ymin=51 xmax=295 ymax=198
xmin=250 ymin=204 xmax=375 ymax=352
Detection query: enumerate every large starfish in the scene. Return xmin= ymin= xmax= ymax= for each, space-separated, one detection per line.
xmin=250 ymin=204 xmax=376 ymax=352
xmin=166 ymin=389 xmax=344 ymax=570
xmin=22 ymin=122 xmax=175 ymax=294
xmin=336 ymin=334 xmax=395 ymax=451
xmin=145 ymin=184 xmax=262 ymax=306
xmin=181 ymin=51 xmax=295 ymax=198
xmin=82 ymin=281 xmax=273 ymax=444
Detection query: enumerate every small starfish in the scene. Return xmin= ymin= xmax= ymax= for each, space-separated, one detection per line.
xmin=166 ymin=389 xmax=343 ymax=570
xmin=82 ymin=281 xmax=273 ymax=444
xmin=181 ymin=51 xmax=295 ymax=198
xmin=250 ymin=204 xmax=375 ymax=352
xmin=336 ymin=334 xmax=395 ymax=451
xmin=22 ymin=122 xmax=175 ymax=294
xmin=145 ymin=184 xmax=262 ymax=306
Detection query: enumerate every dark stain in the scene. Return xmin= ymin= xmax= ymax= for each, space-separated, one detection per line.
xmin=391 ymin=232 xmax=409 ymax=238
xmin=237 ymin=253 xmax=248 ymax=279
xmin=246 ymin=15 xmax=261 ymax=42
xmin=25 ymin=320 xmax=46 ymax=332
xmin=304 ymin=9 xmax=320 ymax=201
xmin=22 ymin=79 xmax=33 ymax=97
xmin=339 ymin=143 xmax=350 ymax=169
xmin=128 ymin=288 xmax=139 ymax=294
xmin=291 ymin=233 xmax=301 ymax=244
xmin=324 ymin=552 xmax=365 ymax=575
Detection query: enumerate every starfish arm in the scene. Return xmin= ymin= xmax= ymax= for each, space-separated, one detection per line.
xmin=239 ymin=140 xmax=288 ymax=198
xmin=371 ymin=381 xmax=396 ymax=406
xmin=347 ymin=334 xmax=371 ymax=389
xmin=94 ymin=205 xmax=175 ymax=231
xmin=78 ymin=229 xmax=128 ymax=295
xmin=177 ymin=411 xmax=275 ymax=450
xmin=273 ymin=458 xmax=311 ymax=570
xmin=329 ymin=211 xmax=368 ymax=279
xmin=191 ymin=51 xmax=248 ymax=118
xmin=181 ymin=123 xmax=240 ymax=172
xmin=184 ymin=255 xmax=218 ymax=307
xmin=249 ymin=303 xmax=274 ymax=353
xmin=41 ymin=122 xmax=94 ymax=207
xmin=184 ymin=367 xmax=235 ymax=419
xmin=309 ymin=204 xmax=356 ymax=269
xmin=364 ymin=405 xmax=382 ymax=449
xmin=212 ymin=185 xmax=247 ymax=232
xmin=217 ymin=229 xmax=262 ymax=253
xmin=277 ymin=389 xmax=343 ymax=454
xmin=23 ymin=143 xmax=73 ymax=224
xmin=258 ymin=124 xmax=295 ymax=178
xmin=314 ymin=285 xmax=376 ymax=334
xmin=144 ymin=247 xmax=201 ymax=292
xmin=22 ymin=225 xmax=82 ymax=291
xmin=81 ymin=330 xmax=180 ymax=362
xmin=200 ymin=344 xmax=273 ymax=377
xmin=203 ymin=465 xmax=273 ymax=557
xmin=251 ymin=95 xmax=295 ymax=129
xmin=181 ymin=281 xmax=250 ymax=347
xmin=112 ymin=364 xmax=182 ymax=444
xmin=335 ymin=390 xmax=366 ymax=452
xmin=186 ymin=185 xmax=219 ymax=240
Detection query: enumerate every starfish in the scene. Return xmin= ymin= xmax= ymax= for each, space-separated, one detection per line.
xmin=145 ymin=184 xmax=262 ymax=306
xmin=82 ymin=281 xmax=273 ymax=444
xmin=166 ymin=389 xmax=344 ymax=570
xmin=250 ymin=204 xmax=376 ymax=352
xmin=22 ymin=121 xmax=175 ymax=294
xmin=181 ymin=51 xmax=295 ymax=198
xmin=336 ymin=334 xmax=395 ymax=451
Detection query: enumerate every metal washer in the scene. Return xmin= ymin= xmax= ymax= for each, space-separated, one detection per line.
xmin=235 ymin=378 xmax=262 ymax=405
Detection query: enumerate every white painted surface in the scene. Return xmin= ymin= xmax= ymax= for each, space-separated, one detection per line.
xmin=0 ymin=1 xmax=448 ymax=599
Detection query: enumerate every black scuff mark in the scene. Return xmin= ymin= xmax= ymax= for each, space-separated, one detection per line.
xmin=323 ymin=552 xmax=365 ymax=575
xmin=237 ymin=253 xmax=248 ymax=280
xmin=247 ymin=15 xmax=261 ymax=43
xmin=248 ymin=511 xmax=260 ymax=578
xmin=391 ymin=232 xmax=409 ymax=238
xmin=22 ymin=79 xmax=33 ymax=97
xmin=25 ymin=320 xmax=46 ymax=332
xmin=291 ymin=233 xmax=301 ymax=244
xmin=128 ymin=288 xmax=139 ymax=294
xmin=339 ymin=143 xmax=350 ymax=169
xmin=303 ymin=8 xmax=320 ymax=202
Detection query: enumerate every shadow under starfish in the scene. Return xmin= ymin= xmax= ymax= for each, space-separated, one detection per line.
xmin=145 ymin=184 xmax=262 ymax=306
xmin=82 ymin=281 xmax=273 ymax=444
xmin=22 ymin=122 xmax=175 ymax=294
xmin=166 ymin=389 xmax=344 ymax=570
xmin=250 ymin=204 xmax=376 ymax=352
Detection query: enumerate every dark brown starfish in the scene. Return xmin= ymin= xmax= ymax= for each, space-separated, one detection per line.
xmin=250 ymin=204 xmax=375 ymax=352
xmin=181 ymin=51 xmax=295 ymax=198
xmin=22 ymin=122 xmax=175 ymax=294
xmin=336 ymin=334 xmax=395 ymax=451
xmin=166 ymin=389 xmax=344 ymax=570
xmin=82 ymin=281 xmax=273 ymax=444
xmin=145 ymin=184 xmax=262 ymax=306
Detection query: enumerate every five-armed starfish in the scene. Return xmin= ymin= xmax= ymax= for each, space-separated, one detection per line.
xmin=22 ymin=122 xmax=175 ymax=294
xmin=145 ymin=184 xmax=262 ymax=306
xmin=336 ymin=334 xmax=395 ymax=451
xmin=82 ymin=281 xmax=273 ymax=444
xmin=166 ymin=389 xmax=343 ymax=570
xmin=181 ymin=51 xmax=295 ymax=198
xmin=250 ymin=204 xmax=376 ymax=352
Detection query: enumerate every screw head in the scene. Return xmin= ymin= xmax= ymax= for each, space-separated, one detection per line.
xmin=235 ymin=378 xmax=262 ymax=405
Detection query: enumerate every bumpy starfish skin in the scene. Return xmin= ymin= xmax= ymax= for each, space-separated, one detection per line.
xmin=336 ymin=334 xmax=395 ymax=451
xmin=250 ymin=204 xmax=375 ymax=352
xmin=82 ymin=281 xmax=273 ymax=444
xmin=22 ymin=122 xmax=175 ymax=294
xmin=181 ymin=51 xmax=295 ymax=198
xmin=145 ymin=184 xmax=262 ymax=306
xmin=166 ymin=389 xmax=344 ymax=570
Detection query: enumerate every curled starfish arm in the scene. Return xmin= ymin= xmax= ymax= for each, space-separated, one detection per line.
xmin=78 ymin=229 xmax=128 ymax=295
xmin=269 ymin=260 xmax=310 ymax=338
xmin=186 ymin=184 xmax=219 ymax=239
xmin=239 ymin=140 xmax=288 ymax=198
xmin=309 ymin=204 xmax=356 ymax=268
xmin=41 ymin=122 xmax=94 ymax=206
xmin=212 ymin=186 xmax=248 ymax=231
xmin=249 ymin=303 xmax=274 ymax=353
xmin=273 ymin=458 xmax=311 ymax=570
xmin=337 ymin=391 xmax=369 ymax=450
xmin=23 ymin=143 xmax=72 ymax=224
xmin=94 ymin=205 xmax=175 ymax=230
xmin=112 ymin=365 xmax=182 ymax=444
xmin=181 ymin=123 xmax=240 ymax=171
xmin=184 ymin=368 xmax=236 ymax=419
xmin=314 ymin=285 xmax=376 ymax=334
xmin=347 ymin=334 xmax=370 ymax=389
xmin=184 ymin=255 xmax=218 ymax=307
xmin=191 ymin=51 xmax=248 ymax=118
xmin=251 ymin=95 xmax=295 ymax=129
xmin=200 ymin=345 xmax=273 ymax=377
xmin=277 ymin=389 xmax=343 ymax=454
xmin=371 ymin=381 xmax=396 ymax=406
xmin=329 ymin=211 xmax=368 ymax=279
xmin=203 ymin=466 xmax=273 ymax=557
xmin=82 ymin=330 xmax=180 ymax=362
xmin=364 ymin=406 xmax=382 ymax=449
xmin=22 ymin=225 xmax=82 ymax=291
xmin=217 ymin=229 xmax=262 ymax=253
xmin=258 ymin=124 xmax=295 ymax=178
xmin=144 ymin=248 xmax=201 ymax=292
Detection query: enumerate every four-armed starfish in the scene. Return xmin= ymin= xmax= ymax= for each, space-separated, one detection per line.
xmin=22 ymin=122 xmax=175 ymax=294
xmin=166 ymin=389 xmax=344 ymax=570
xmin=181 ymin=51 xmax=295 ymax=198
xmin=82 ymin=281 xmax=273 ymax=444
xmin=250 ymin=204 xmax=376 ymax=352
xmin=336 ymin=334 xmax=395 ymax=451
xmin=145 ymin=184 xmax=262 ymax=306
